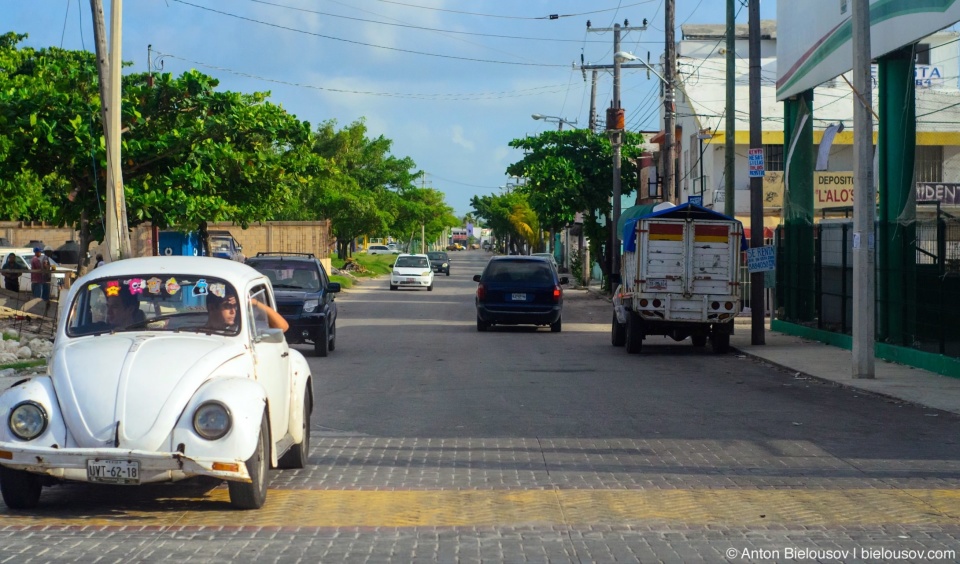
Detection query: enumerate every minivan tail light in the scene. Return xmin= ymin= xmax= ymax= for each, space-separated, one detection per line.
xmin=553 ymin=285 xmax=562 ymax=302
xmin=477 ymin=283 xmax=486 ymax=301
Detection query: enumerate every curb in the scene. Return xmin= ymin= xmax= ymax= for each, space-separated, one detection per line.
xmin=731 ymin=346 xmax=956 ymax=414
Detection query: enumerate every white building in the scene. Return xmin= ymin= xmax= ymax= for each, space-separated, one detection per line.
xmin=660 ymin=21 xmax=960 ymax=227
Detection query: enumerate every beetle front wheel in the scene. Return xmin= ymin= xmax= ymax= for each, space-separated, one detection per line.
xmin=0 ymin=466 xmax=42 ymax=510
xmin=229 ymin=414 xmax=269 ymax=509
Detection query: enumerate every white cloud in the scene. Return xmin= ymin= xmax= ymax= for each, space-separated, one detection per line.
xmin=451 ymin=125 xmax=475 ymax=151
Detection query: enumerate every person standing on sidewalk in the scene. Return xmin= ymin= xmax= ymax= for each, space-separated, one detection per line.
xmin=29 ymin=247 xmax=51 ymax=306
xmin=2 ymin=253 xmax=21 ymax=292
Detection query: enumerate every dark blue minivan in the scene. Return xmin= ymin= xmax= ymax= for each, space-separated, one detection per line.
xmin=473 ymin=256 xmax=568 ymax=332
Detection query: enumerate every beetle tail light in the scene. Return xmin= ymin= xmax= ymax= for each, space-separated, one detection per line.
xmin=477 ymin=283 xmax=486 ymax=301
xmin=553 ymin=285 xmax=562 ymax=302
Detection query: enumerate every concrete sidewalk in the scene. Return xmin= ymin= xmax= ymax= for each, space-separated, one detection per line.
xmin=731 ymin=318 xmax=960 ymax=416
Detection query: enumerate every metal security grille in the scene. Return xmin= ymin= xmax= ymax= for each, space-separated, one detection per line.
xmin=915 ymin=145 xmax=943 ymax=183
xmin=763 ymin=144 xmax=785 ymax=171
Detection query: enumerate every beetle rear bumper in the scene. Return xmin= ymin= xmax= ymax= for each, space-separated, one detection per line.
xmin=0 ymin=443 xmax=251 ymax=484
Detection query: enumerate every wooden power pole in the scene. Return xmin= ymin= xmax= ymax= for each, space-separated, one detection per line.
xmin=90 ymin=0 xmax=131 ymax=261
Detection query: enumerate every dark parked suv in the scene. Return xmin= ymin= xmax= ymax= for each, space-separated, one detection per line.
xmin=473 ymin=256 xmax=568 ymax=332
xmin=246 ymin=252 xmax=340 ymax=356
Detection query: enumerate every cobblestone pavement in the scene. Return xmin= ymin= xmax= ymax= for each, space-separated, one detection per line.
xmin=1 ymin=434 xmax=959 ymax=562
xmin=3 ymin=260 xmax=960 ymax=562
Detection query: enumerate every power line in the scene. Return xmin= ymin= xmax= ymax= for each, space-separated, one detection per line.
xmin=371 ymin=0 xmax=658 ymax=20
xmin=153 ymin=51 xmax=579 ymax=100
xmin=247 ymin=0 xmax=633 ymax=44
xmin=170 ymin=0 xmax=569 ymax=67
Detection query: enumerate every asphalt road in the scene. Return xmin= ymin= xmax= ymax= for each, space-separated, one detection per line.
xmin=2 ymin=250 xmax=959 ymax=563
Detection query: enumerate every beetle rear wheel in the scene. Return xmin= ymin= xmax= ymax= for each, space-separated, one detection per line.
xmin=0 ymin=466 xmax=42 ymax=510
xmin=229 ymin=414 xmax=269 ymax=509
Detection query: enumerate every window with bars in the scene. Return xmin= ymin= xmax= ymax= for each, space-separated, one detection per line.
xmin=763 ymin=144 xmax=785 ymax=171
xmin=915 ymin=145 xmax=943 ymax=183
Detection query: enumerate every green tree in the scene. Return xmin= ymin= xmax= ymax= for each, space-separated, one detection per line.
xmin=0 ymin=34 xmax=313 ymax=260
xmin=505 ymin=128 xmax=645 ymax=283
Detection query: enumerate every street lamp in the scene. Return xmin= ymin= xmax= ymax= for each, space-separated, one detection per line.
xmin=531 ymin=114 xmax=578 ymax=131
xmin=614 ymin=51 xmax=667 ymax=85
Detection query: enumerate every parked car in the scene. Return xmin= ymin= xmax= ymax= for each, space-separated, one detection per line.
xmin=0 ymin=256 xmax=313 ymax=510
xmin=245 ymin=252 xmax=340 ymax=357
xmin=446 ymin=243 xmax=464 ymax=251
xmin=426 ymin=251 xmax=451 ymax=276
xmin=208 ymin=230 xmax=245 ymax=262
xmin=390 ymin=254 xmax=434 ymax=291
xmin=473 ymin=256 xmax=568 ymax=332
xmin=367 ymin=244 xmax=399 ymax=255
xmin=532 ymin=252 xmax=559 ymax=271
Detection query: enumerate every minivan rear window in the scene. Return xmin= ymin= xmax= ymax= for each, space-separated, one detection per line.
xmin=484 ymin=261 xmax=553 ymax=283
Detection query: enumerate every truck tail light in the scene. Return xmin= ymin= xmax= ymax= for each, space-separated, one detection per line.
xmin=553 ymin=285 xmax=562 ymax=302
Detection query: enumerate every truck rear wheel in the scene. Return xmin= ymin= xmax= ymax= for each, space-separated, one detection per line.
xmin=691 ymin=334 xmax=707 ymax=347
xmin=711 ymin=332 xmax=730 ymax=354
xmin=611 ymin=312 xmax=626 ymax=346
xmin=625 ymin=313 xmax=643 ymax=354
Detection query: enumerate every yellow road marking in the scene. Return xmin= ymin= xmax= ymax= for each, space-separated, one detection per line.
xmin=4 ymin=489 xmax=960 ymax=527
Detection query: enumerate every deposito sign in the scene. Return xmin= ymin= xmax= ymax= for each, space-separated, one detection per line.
xmin=815 ymin=172 xmax=858 ymax=210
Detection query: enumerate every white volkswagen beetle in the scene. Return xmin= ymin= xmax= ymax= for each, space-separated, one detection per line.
xmin=0 ymin=256 xmax=313 ymax=510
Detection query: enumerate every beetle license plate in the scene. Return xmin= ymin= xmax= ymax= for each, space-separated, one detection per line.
xmin=87 ymin=459 xmax=141 ymax=484
xmin=511 ymin=293 xmax=527 ymax=301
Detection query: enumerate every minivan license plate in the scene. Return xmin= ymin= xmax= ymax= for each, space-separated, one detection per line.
xmin=511 ymin=293 xmax=527 ymax=301
xmin=87 ymin=459 xmax=141 ymax=484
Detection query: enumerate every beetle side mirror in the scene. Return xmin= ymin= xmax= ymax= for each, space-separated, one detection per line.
xmin=473 ymin=274 xmax=482 ymax=282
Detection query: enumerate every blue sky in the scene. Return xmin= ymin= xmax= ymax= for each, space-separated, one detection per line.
xmin=4 ymin=0 xmax=777 ymax=217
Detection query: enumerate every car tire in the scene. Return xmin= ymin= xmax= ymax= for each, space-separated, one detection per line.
xmin=228 ymin=413 xmax=269 ymax=510
xmin=712 ymin=332 xmax=730 ymax=354
xmin=625 ymin=313 xmax=643 ymax=354
xmin=0 ymin=466 xmax=42 ymax=510
xmin=446 ymin=271 xmax=450 ymax=277
xmin=550 ymin=315 xmax=562 ymax=333
xmin=427 ymin=283 xmax=433 ymax=291
xmin=477 ymin=315 xmax=489 ymax=332
xmin=611 ymin=311 xmax=626 ymax=346
xmin=389 ymin=284 xmax=397 ymax=291
xmin=691 ymin=334 xmax=707 ymax=347
xmin=328 ymin=320 xmax=336 ymax=352
xmin=315 ymin=319 xmax=329 ymax=357
xmin=278 ymin=396 xmax=311 ymax=469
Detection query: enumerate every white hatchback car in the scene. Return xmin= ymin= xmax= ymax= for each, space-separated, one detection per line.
xmin=389 ymin=254 xmax=434 ymax=291
xmin=367 ymin=244 xmax=399 ymax=255
xmin=0 ymin=256 xmax=313 ymax=510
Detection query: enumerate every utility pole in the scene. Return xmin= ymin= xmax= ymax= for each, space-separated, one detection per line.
xmin=664 ymin=0 xmax=676 ymax=204
xmin=748 ymin=0 xmax=764 ymax=345
xmin=587 ymin=20 xmax=646 ymax=287
xmin=611 ymin=23 xmax=623 ymax=283
xmin=589 ymin=70 xmax=598 ymax=132
xmin=852 ymin=0 xmax=875 ymax=378
xmin=90 ymin=0 xmax=131 ymax=261
xmin=724 ymin=0 xmax=736 ymax=217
